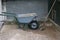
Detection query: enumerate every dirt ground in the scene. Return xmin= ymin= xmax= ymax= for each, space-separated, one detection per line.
xmin=0 ymin=24 xmax=60 ymax=40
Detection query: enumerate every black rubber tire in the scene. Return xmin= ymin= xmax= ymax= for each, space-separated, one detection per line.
xmin=28 ymin=21 xmax=39 ymax=30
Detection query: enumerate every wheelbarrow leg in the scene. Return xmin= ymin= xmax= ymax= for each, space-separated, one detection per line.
xmin=18 ymin=24 xmax=28 ymax=30
xmin=23 ymin=24 xmax=28 ymax=30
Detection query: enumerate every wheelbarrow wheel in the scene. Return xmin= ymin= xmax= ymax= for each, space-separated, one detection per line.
xmin=28 ymin=21 xmax=39 ymax=30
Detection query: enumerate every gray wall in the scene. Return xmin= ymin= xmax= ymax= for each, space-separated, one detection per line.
xmin=55 ymin=2 xmax=60 ymax=25
xmin=6 ymin=0 xmax=48 ymax=21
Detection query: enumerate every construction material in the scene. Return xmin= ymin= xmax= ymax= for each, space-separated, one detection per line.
xmin=49 ymin=18 xmax=60 ymax=31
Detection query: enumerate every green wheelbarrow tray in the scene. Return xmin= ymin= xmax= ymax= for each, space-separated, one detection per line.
xmin=16 ymin=13 xmax=37 ymax=23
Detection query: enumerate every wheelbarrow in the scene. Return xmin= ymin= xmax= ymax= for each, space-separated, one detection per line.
xmin=15 ymin=13 xmax=39 ymax=30
xmin=0 ymin=13 xmax=39 ymax=30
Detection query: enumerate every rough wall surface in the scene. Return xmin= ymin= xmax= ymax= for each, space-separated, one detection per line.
xmin=6 ymin=0 xmax=48 ymax=21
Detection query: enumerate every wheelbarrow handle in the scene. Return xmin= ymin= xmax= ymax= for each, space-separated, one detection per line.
xmin=0 ymin=14 xmax=15 ymax=17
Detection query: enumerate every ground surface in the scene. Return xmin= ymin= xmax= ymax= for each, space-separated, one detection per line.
xmin=0 ymin=24 xmax=60 ymax=40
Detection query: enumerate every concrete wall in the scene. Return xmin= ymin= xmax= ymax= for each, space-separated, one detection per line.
xmin=0 ymin=0 xmax=4 ymax=21
xmin=0 ymin=0 xmax=2 ymax=14
xmin=6 ymin=0 xmax=48 ymax=21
